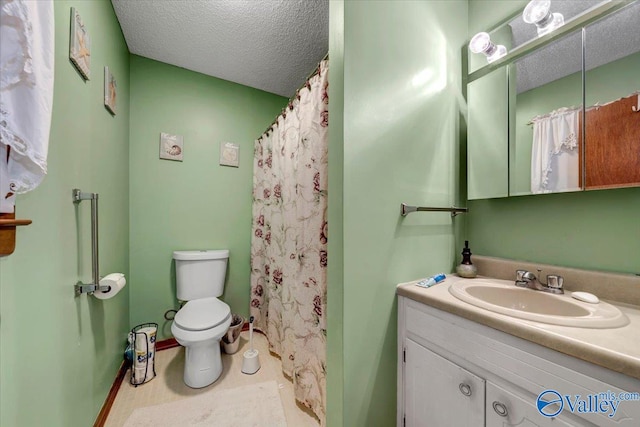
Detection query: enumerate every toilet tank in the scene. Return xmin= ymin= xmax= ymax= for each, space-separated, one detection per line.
xmin=173 ymin=250 xmax=229 ymax=301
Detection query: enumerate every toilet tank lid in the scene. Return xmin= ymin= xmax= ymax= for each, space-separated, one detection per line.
xmin=173 ymin=250 xmax=229 ymax=261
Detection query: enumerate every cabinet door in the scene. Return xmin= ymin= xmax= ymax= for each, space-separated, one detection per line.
xmin=404 ymin=339 xmax=485 ymax=427
xmin=486 ymin=382 xmax=587 ymax=427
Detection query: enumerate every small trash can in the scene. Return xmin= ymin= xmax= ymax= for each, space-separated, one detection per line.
xmin=129 ymin=323 xmax=157 ymax=386
xmin=222 ymin=314 xmax=244 ymax=354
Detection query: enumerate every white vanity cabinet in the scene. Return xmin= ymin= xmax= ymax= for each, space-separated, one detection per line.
xmin=398 ymin=296 xmax=640 ymax=427
xmin=403 ymin=338 xmax=577 ymax=427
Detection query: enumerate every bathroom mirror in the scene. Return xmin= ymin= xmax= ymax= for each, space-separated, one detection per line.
xmin=509 ymin=29 xmax=583 ymax=196
xmin=468 ymin=68 xmax=509 ymax=200
xmin=584 ymin=1 xmax=640 ymax=190
xmin=466 ymin=0 xmax=640 ymax=199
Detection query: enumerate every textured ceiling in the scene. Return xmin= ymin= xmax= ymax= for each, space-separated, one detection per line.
xmin=111 ymin=0 xmax=329 ymax=98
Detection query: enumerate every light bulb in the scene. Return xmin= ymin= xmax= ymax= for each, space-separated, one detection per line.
xmin=469 ymin=32 xmax=491 ymax=54
xmin=469 ymin=32 xmax=507 ymax=63
xmin=523 ymin=0 xmax=565 ymax=36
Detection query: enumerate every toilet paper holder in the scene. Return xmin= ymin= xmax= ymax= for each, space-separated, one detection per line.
xmin=73 ymin=189 xmax=111 ymax=296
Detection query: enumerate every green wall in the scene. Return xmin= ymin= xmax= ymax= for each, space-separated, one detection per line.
xmin=335 ymin=1 xmax=468 ymax=425
xmin=327 ymin=0 xmax=345 ymax=426
xmin=468 ymin=0 xmax=640 ymax=275
xmin=0 ymin=1 xmax=130 ymax=426
xmin=468 ymin=0 xmax=527 ymax=35
xmin=129 ymin=56 xmax=286 ymax=339
xmin=468 ymin=187 xmax=640 ymax=273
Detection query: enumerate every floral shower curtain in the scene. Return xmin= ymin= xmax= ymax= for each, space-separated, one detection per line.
xmin=250 ymin=59 xmax=328 ymax=423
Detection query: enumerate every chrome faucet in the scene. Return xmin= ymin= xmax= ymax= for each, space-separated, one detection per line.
xmin=515 ymin=269 xmax=564 ymax=294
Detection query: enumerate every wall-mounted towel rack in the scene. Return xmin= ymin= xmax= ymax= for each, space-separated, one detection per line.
xmin=0 ymin=212 xmax=32 ymax=256
xmin=400 ymin=203 xmax=469 ymax=218
xmin=1 ymin=146 xmax=33 ymax=256
xmin=0 ymin=217 xmax=32 ymax=226
xmin=73 ymin=188 xmax=109 ymax=296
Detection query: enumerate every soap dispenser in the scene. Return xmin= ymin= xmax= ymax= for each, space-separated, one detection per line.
xmin=456 ymin=241 xmax=478 ymax=278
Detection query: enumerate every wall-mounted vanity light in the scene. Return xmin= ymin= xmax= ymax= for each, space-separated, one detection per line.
xmin=523 ymin=0 xmax=565 ymax=37
xmin=469 ymin=32 xmax=507 ymax=63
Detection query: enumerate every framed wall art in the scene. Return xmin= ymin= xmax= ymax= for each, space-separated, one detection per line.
xmin=69 ymin=8 xmax=91 ymax=80
xmin=220 ymin=142 xmax=239 ymax=167
xmin=104 ymin=66 xmax=117 ymax=115
xmin=159 ymin=133 xmax=184 ymax=161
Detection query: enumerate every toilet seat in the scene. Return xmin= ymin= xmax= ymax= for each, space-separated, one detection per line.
xmin=174 ymin=298 xmax=231 ymax=331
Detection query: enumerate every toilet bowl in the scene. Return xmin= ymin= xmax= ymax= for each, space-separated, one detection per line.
xmin=171 ymin=297 xmax=232 ymax=388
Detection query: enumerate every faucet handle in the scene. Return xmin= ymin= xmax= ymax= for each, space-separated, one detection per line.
xmin=516 ymin=269 xmax=527 ymax=281
xmin=546 ymin=275 xmax=564 ymax=291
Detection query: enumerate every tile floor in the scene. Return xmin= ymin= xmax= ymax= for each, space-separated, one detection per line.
xmin=105 ymin=331 xmax=320 ymax=427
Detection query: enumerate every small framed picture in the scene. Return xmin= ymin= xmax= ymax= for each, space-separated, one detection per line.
xmin=220 ymin=142 xmax=239 ymax=167
xmin=69 ymin=8 xmax=91 ymax=80
xmin=159 ymin=133 xmax=184 ymax=161
xmin=104 ymin=67 xmax=117 ymax=115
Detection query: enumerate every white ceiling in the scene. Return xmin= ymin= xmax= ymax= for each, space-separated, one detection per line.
xmin=111 ymin=0 xmax=329 ymax=98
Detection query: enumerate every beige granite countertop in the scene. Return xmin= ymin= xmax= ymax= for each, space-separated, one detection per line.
xmin=397 ymin=275 xmax=640 ymax=381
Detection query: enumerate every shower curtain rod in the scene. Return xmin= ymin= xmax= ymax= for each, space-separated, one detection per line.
xmin=259 ymin=52 xmax=329 ymax=138
xmin=527 ymin=90 xmax=640 ymax=125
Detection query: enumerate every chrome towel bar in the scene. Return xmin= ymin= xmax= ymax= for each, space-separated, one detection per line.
xmin=400 ymin=203 xmax=469 ymax=218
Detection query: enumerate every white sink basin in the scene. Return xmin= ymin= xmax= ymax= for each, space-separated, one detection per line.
xmin=449 ymin=278 xmax=629 ymax=328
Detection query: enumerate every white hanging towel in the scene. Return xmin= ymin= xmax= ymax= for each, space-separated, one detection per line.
xmin=530 ymin=108 xmax=580 ymax=194
xmin=0 ymin=0 xmax=55 ymax=213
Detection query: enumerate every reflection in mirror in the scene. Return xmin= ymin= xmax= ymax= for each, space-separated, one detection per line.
xmin=468 ymin=0 xmax=605 ymax=74
xmin=468 ymin=68 xmax=509 ymax=200
xmin=522 ymin=0 xmax=565 ymax=37
xmin=510 ymin=30 xmax=582 ymax=196
xmin=584 ymin=1 xmax=640 ymax=190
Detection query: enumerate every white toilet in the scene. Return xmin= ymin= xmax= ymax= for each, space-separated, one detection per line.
xmin=171 ymin=250 xmax=232 ymax=388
